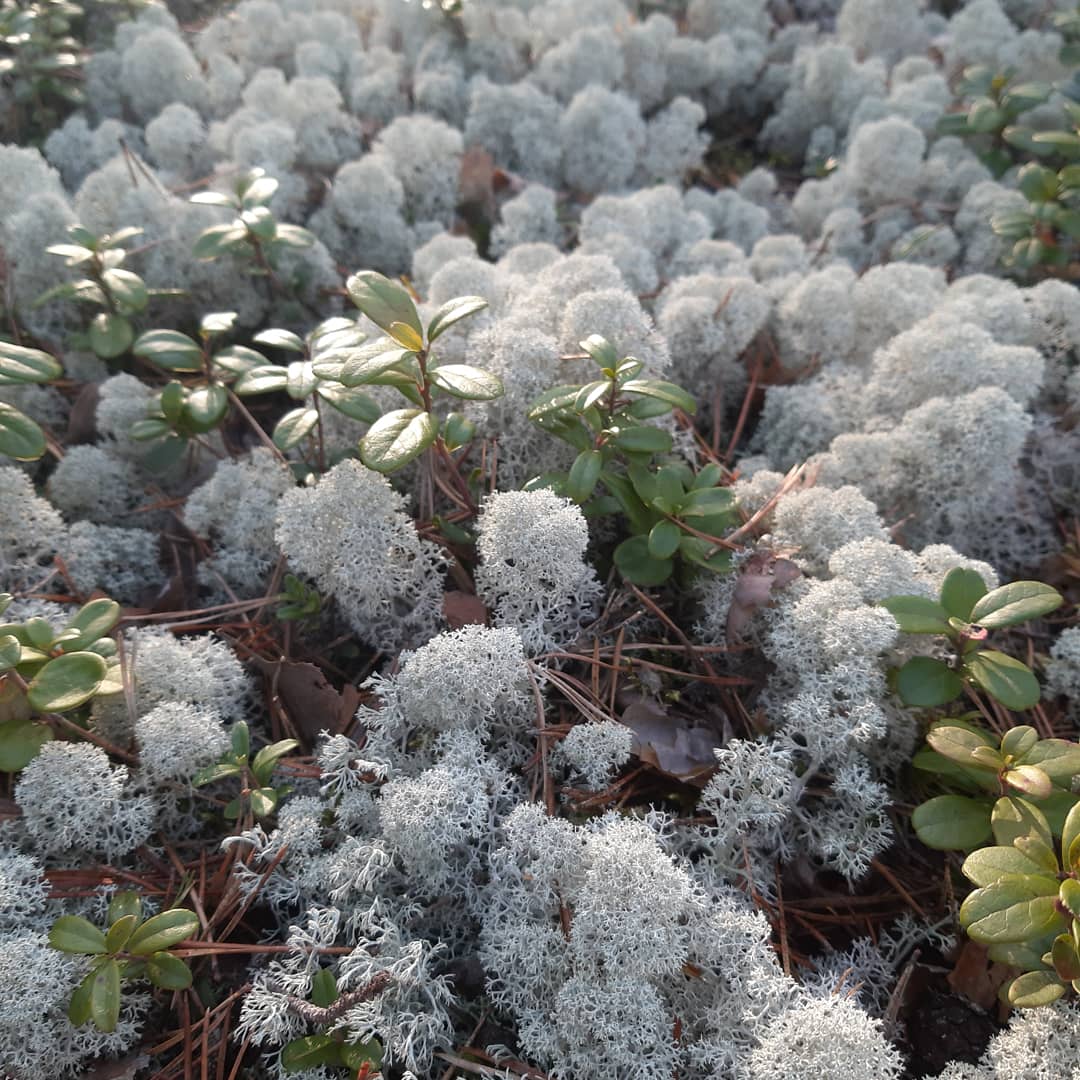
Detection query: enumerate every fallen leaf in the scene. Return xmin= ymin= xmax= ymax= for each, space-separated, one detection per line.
xmin=458 ymin=145 xmax=496 ymax=214
xmin=619 ymin=696 xmax=720 ymax=785
xmin=444 ymin=590 xmax=487 ymax=629
xmin=77 ymin=1055 xmax=150 ymax=1080
xmin=947 ymin=940 xmax=1011 ymax=1010
xmin=65 ymin=381 xmax=100 ymax=444
xmin=727 ymin=551 xmax=801 ymax=645
xmin=250 ymin=657 xmax=353 ymax=747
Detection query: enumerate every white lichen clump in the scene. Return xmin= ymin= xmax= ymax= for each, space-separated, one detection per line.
xmin=275 ymin=459 xmax=446 ymax=649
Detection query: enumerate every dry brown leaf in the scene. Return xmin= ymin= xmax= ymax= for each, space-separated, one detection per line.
xmin=65 ymin=381 xmax=100 ymax=444
xmin=726 ymin=550 xmax=801 ymax=645
xmin=459 ymin=145 xmax=497 ymax=218
xmin=444 ymin=590 xmax=488 ymax=629
xmin=251 ymin=656 xmax=353 ymax=747
xmin=619 ymin=696 xmax=719 ymax=785
xmin=946 ymin=940 xmax=1012 ymax=1010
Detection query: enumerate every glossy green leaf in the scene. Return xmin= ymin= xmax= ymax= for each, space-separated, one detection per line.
xmin=960 ymin=877 xmax=1063 ymax=943
xmin=285 ymin=360 xmax=317 ymax=401
xmin=0 ymin=342 xmax=62 ymax=385
xmin=147 ymin=951 xmax=193 ymax=990
xmin=651 ymin=465 xmax=687 ymax=513
xmin=253 ymin=327 xmax=305 ymax=352
xmin=1051 ymin=933 xmax=1080 ymax=981
xmin=939 ymin=567 xmax=988 ymax=621
xmin=1007 ymin=969 xmax=1066 ymax=1008
xmin=1004 ymin=765 xmax=1054 ymax=800
xmin=281 ymin=1035 xmax=342 ymax=1072
xmin=88 ymin=312 xmax=134 ymax=359
xmin=184 ymin=384 xmax=229 ymax=434
xmin=316 ymin=383 xmax=380 ymax=424
xmin=967 ymin=97 xmax=1006 ymax=133
xmin=90 ymin=959 xmax=121 ymax=1033
xmin=0 ymin=401 xmax=46 ymax=461
xmin=251 ymin=739 xmax=299 ymax=785
xmin=574 ymin=379 xmax=611 ymax=413
xmin=578 ymin=333 xmax=619 ymax=369
xmin=189 ymin=191 xmax=236 ymax=208
xmin=911 ymin=795 xmax=993 ymax=851
xmin=191 ymin=761 xmax=243 ymax=788
xmin=895 ymin=657 xmax=964 ymax=708
xmin=49 ymin=916 xmax=107 ymax=955
xmin=1001 ymin=81 xmax=1052 ymax=111
xmin=193 ymin=223 xmax=248 ymax=260
xmin=362 ymin=368 xmax=424 ymax=407
xmin=234 ymin=365 xmax=289 ymax=395
xmin=69 ymin=970 xmax=95 ymax=1026
xmin=46 ymin=242 xmax=95 ymax=265
xmin=232 ymin=721 xmax=250 ymax=760
xmin=527 ymin=385 xmax=583 ymax=423
xmin=1062 ymin=801 xmax=1080 ymax=871
xmin=60 ymin=599 xmax=120 ymax=653
xmin=133 ymin=329 xmax=203 ymax=372
xmin=273 ymin=407 xmax=319 ymax=451
xmin=677 ymin=486 xmax=737 ymax=520
xmin=879 ymin=595 xmax=952 ymax=634
xmin=965 ymin=650 xmax=1041 ymax=712
xmin=962 ymin=845 xmax=1050 ymax=887
xmin=993 ymin=796 xmax=1052 ymax=849
xmin=310 ymin=967 xmax=337 ymax=1008
xmin=441 ymin=411 xmax=475 ymax=451
xmin=566 ymin=449 xmax=602 ymax=504
xmin=677 ymin=535 xmax=733 ymax=574
xmin=613 ymin=535 xmax=674 ymax=587
xmin=102 ymin=268 xmax=148 ymax=312
xmin=429 ymin=364 xmax=504 ymax=401
xmin=249 ymin=786 xmax=278 ymax=817
xmin=104 ymin=913 xmax=138 ymax=953
xmin=211 ymin=344 xmax=264 ymax=378
xmin=241 ymin=175 xmax=279 ymax=207
xmin=0 ymin=634 xmax=20 ymax=672
xmin=272 ymin=224 xmax=316 ymax=249
xmin=107 ymin=892 xmax=142 ymax=926
xmin=648 ymin=519 xmax=682 ymax=560
xmin=1021 ymin=740 xmax=1080 ymax=785
xmin=427 ymin=295 xmax=488 ymax=342
xmin=360 ymin=408 xmax=436 ymax=473
xmin=346 ymin=271 xmax=422 ymax=343
xmin=0 ymin=719 xmax=53 ymax=771
xmin=26 ymin=652 xmax=107 ymax=713
xmin=130 ymin=418 xmax=172 ymax=443
xmin=1018 ymin=162 xmax=1061 ymax=202
xmin=1001 ymin=725 xmax=1039 ymax=762
xmin=598 ymin=470 xmax=653 ymax=535
xmin=1016 ymin=844 xmax=1060 ymax=890
xmin=126 ymin=909 xmax=200 ymax=956
xmin=336 ymin=341 xmax=415 ymax=387
xmin=340 ymin=1040 xmax=383 ymax=1072
xmin=621 ymin=378 xmax=696 ymax=414
xmin=1060 ymin=877 xmax=1080 ymax=919
xmin=25 ymin=618 xmax=54 ymax=650
xmin=991 ymin=207 xmax=1036 ymax=239
xmin=969 ymin=581 xmax=1063 ymax=629
xmin=1032 ymin=130 xmax=1080 ymax=158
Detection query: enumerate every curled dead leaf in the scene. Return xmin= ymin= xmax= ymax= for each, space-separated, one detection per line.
xmin=619 ymin=696 xmax=720 ymax=786
xmin=727 ymin=550 xmax=801 ymax=645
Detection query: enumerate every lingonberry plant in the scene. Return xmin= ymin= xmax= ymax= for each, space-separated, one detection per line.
xmin=0 ymin=593 xmax=121 ymax=770
xmin=49 ymin=891 xmax=199 ymax=1032
xmin=881 ymin=570 xmax=1063 ymax=712
xmin=526 ymin=334 xmax=738 ymax=586
xmin=318 ymin=270 xmax=499 ymax=479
